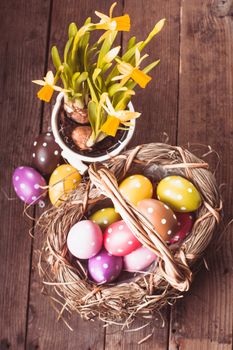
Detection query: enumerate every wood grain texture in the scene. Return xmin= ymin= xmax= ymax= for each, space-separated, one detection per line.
xmin=105 ymin=1 xmax=180 ymax=349
xmin=0 ymin=1 xmax=50 ymax=349
xmin=26 ymin=1 xmax=122 ymax=349
xmin=169 ymin=0 xmax=233 ymax=349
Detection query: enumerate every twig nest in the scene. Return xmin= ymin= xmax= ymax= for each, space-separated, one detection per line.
xmin=38 ymin=143 xmax=222 ymax=326
xmin=71 ymin=126 xmax=92 ymax=150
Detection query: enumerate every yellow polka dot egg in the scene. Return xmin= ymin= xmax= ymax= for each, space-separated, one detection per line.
xmin=157 ymin=175 xmax=202 ymax=212
xmin=119 ymin=174 xmax=153 ymax=206
xmin=49 ymin=164 xmax=81 ymax=206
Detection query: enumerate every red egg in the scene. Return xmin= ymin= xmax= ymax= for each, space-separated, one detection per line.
xmin=103 ymin=220 xmax=141 ymax=256
xmin=169 ymin=213 xmax=194 ymax=244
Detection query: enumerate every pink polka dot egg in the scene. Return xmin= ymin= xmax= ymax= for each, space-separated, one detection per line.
xmin=12 ymin=166 xmax=47 ymax=204
xmin=67 ymin=220 xmax=103 ymax=259
xmin=103 ymin=220 xmax=141 ymax=256
xmin=88 ymin=249 xmax=123 ymax=284
xmin=124 ymin=245 xmax=158 ymax=272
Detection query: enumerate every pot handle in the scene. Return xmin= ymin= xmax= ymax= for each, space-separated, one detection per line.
xmin=61 ymin=150 xmax=88 ymax=175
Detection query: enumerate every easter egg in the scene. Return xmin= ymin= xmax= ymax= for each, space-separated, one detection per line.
xmin=90 ymin=208 xmax=121 ymax=231
xmin=49 ymin=164 xmax=81 ymax=206
xmin=104 ymin=220 xmax=141 ymax=256
xmin=137 ymin=199 xmax=177 ymax=242
xmin=169 ymin=212 xmax=194 ymax=244
xmin=123 ymin=246 xmax=157 ymax=272
xmin=119 ymin=174 xmax=153 ymax=206
xmin=12 ymin=166 xmax=46 ymax=205
xmin=67 ymin=220 xmax=103 ymax=259
xmin=157 ymin=175 xmax=202 ymax=212
xmin=88 ymin=249 xmax=123 ymax=283
xmin=32 ymin=132 xmax=62 ymax=175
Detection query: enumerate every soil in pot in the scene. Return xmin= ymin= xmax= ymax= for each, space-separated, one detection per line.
xmin=58 ymin=107 xmax=128 ymax=157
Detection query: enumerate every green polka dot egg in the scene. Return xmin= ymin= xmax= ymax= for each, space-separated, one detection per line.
xmin=157 ymin=175 xmax=202 ymax=212
xmin=90 ymin=208 xmax=121 ymax=231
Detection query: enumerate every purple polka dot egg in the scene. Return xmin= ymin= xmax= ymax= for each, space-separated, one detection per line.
xmin=12 ymin=166 xmax=47 ymax=204
xmin=88 ymin=249 xmax=123 ymax=284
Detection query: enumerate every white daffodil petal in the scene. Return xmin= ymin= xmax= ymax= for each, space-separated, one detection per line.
xmin=32 ymin=80 xmax=46 ymax=86
xmin=109 ymin=2 xmax=117 ymax=17
xmin=105 ymin=96 xmax=116 ymax=114
xmin=95 ymin=11 xmax=109 ymax=21
xmin=104 ymin=46 xmax=121 ymax=63
xmin=45 ymin=71 xmax=55 ymax=85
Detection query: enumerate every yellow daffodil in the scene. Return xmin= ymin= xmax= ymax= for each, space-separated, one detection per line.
xmin=94 ymin=2 xmax=130 ymax=41
xmin=112 ymin=48 xmax=152 ymax=88
xmin=32 ymin=71 xmax=68 ymax=102
xmin=100 ymin=93 xmax=140 ymax=136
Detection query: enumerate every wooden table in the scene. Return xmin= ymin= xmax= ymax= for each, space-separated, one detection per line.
xmin=0 ymin=1 xmax=232 ymax=349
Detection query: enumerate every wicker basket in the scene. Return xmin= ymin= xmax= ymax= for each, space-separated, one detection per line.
xmin=39 ymin=143 xmax=222 ymax=326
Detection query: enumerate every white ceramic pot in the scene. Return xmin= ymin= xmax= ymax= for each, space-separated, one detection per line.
xmin=51 ymin=92 xmax=136 ymax=174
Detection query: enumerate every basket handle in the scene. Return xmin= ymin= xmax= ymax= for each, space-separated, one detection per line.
xmin=88 ymin=164 xmax=192 ymax=292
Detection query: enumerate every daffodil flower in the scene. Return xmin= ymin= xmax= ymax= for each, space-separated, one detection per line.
xmin=100 ymin=93 xmax=140 ymax=137
xmin=32 ymin=71 xmax=68 ymax=102
xmin=94 ymin=2 xmax=130 ymax=41
xmin=112 ymin=48 xmax=152 ymax=88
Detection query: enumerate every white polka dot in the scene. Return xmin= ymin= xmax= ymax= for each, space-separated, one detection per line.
xmin=46 ymin=132 xmax=51 ymax=136
xmin=108 ymin=228 xmax=112 ymax=233
xmin=15 ymin=176 xmax=19 ymax=181
xmin=178 ymin=222 xmax=181 ymax=226
xmin=117 ymin=248 xmax=123 ymax=253
xmin=66 ymin=167 xmax=71 ymax=171
xmin=181 ymin=206 xmax=186 ymax=211
xmin=189 ymin=215 xmax=193 ymax=220
xmin=173 ymin=214 xmax=177 ymax=220
xmin=103 ymin=263 xmax=109 ymax=269
xmin=119 ymin=225 xmax=124 ymax=230
xmin=40 ymin=156 xmax=45 ymax=162
xmin=129 ymin=176 xmax=135 ymax=179
xmin=54 ymin=150 xmax=59 ymax=155
xmin=135 ymin=182 xmax=141 ymax=188
xmin=54 ymin=170 xmax=58 ymax=175
xmin=161 ymin=218 xmax=166 ymax=224
xmin=108 ymin=251 xmax=113 ymax=255
xmin=175 ymin=179 xmax=182 ymax=184
xmin=20 ymin=196 xmax=25 ymax=201
xmin=14 ymin=187 xmax=18 ymax=192
xmin=106 ymin=237 xmax=110 ymax=243
xmin=103 ymin=219 xmax=108 ymax=225
xmin=101 ymin=208 xmax=105 ymax=212
xmin=147 ymin=207 xmax=154 ymax=214
xmin=20 ymin=183 xmax=26 ymax=189
xmin=91 ymin=241 xmax=95 ymax=246
xmin=96 ymin=256 xmax=101 ymax=261
xmin=128 ymin=241 xmax=133 ymax=245
xmin=188 ymin=188 xmax=193 ymax=193
xmin=33 ymin=141 xmax=37 ymax=146
xmin=43 ymin=142 xmax=47 ymax=147
xmin=19 ymin=166 xmax=24 ymax=169
xmin=177 ymin=194 xmax=183 ymax=200
xmin=150 ymin=188 xmax=153 ymax=194
xmin=34 ymin=184 xmax=39 ymax=189
xmin=73 ymin=179 xmax=77 ymax=183
xmin=165 ymin=189 xmax=171 ymax=196
xmin=164 ymin=204 xmax=169 ymax=210
xmin=32 ymin=153 xmax=35 ymax=158
xmin=32 ymin=196 xmax=37 ymax=201
xmin=167 ymin=230 xmax=172 ymax=235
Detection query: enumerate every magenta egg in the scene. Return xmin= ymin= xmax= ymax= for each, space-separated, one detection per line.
xmin=124 ymin=246 xmax=158 ymax=272
xmin=12 ymin=166 xmax=47 ymax=204
xmin=169 ymin=212 xmax=194 ymax=244
xmin=67 ymin=220 xmax=103 ymax=259
xmin=88 ymin=249 xmax=123 ymax=284
xmin=103 ymin=220 xmax=141 ymax=256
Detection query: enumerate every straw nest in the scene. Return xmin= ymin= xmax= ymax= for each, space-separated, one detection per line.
xmin=38 ymin=143 xmax=222 ymax=326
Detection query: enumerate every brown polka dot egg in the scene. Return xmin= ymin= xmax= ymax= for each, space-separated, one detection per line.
xmin=137 ymin=199 xmax=177 ymax=242
xmin=32 ymin=132 xmax=62 ymax=175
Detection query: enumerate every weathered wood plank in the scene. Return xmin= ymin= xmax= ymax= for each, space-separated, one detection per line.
xmin=169 ymin=0 xmax=233 ymax=349
xmin=26 ymin=1 xmax=123 ymax=349
xmin=0 ymin=1 xmax=51 ymax=349
xmin=105 ymin=0 xmax=181 ymax=348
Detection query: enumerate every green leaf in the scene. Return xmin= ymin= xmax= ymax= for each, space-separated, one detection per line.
xmin=126 ymin=36 xmax=136 ymax=51
xmin=75 ymin=71 xmax=88 ymax=91
xmin=72 ymin=72 xmax=80 ymax=88
xmin=87 ymin=78 xmax=98 ymax=103
xmin=64 ymin=37 xmax=74 ymax=64
xmin=69 ymin=22 xmax=78 ymax=38
xmin=88 ymin=100 xmax=97 ymax=135
xmin=108 ymin=83 xmax=127 ymax=97
xmin=97 ymin=31 xmax=117 ymax=68
xmin=51 ymin=46 xmax=62 ymax=71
